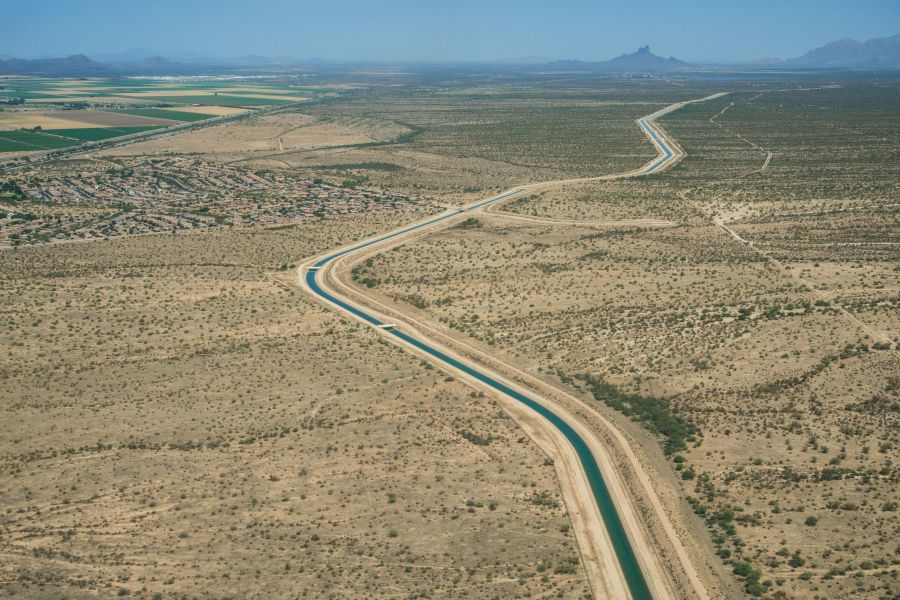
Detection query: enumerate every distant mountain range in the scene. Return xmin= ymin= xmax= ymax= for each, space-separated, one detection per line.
xmin=1 ymin=34 xmax=898 ymax=75
xmin=545 ymin=35 xmax=900 ymax=71
xmin=0 ymin=52 xmax=325 ymax=76
xmin=0 ymin=54 xmax=109 ymax=76
xmin=778 ymin=33 xmax=900 ymax=68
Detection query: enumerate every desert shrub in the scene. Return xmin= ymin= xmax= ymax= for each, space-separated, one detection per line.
xmin=455 ymin=217 xmax=482 ymax=229
xmin=576 ymin=373 xmax=697 ymax=454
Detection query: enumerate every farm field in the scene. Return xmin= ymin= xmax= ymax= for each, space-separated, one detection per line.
xmin=0 ymin=77 xmax=312 ymax=104
xmin=157 ymin=105 xmax=247 ymax=116
xmin=0 ymin=112 xmax=117 ymax=130
xmin=0 ymin=126 xmax=167 ymax=152
xmin=40 ymin=126 xmax=161 ymax=141
xmin=0 ymin=109 xmax=176 ymax=154
xmin=0 ymin=129 xmax=81 ymax=151
xmin=114 ymin=108 xmax=217 ymax=122
xmin=122 ymin=94 xmax=297 ymax=106
xmin=0 ymin=76 xmax=314 ymax=153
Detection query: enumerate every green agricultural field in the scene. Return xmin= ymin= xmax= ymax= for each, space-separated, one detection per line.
xmin=134 ymin=82 xmax=243 ymax=91
xmin=115 ymin=108 xmax=217 ymax=122
xmin=0 ymin=130 xmax=79 ymax=152
xmin=77 ymin=79 xmax=161 ymax=88
xmin=0 ymin=138 xmax=30 ymax=152
xmin=0 ymin=90 xmax=60 ymax=99
xmin=212 ymin=90 xmax=303 ymax=98
xmin=287 ymin=87 xmax=332 ymax=94
xmin=137 ymin=94 xmax=297 ymax=106
xmin=46 ymin=126 xmax=162 ymax=141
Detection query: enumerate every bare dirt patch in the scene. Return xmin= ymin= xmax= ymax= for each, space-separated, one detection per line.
xmin=100 ymin=113 xmax=395 ymax=160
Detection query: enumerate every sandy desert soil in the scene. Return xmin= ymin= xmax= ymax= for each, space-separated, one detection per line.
xmin=0 ymin=216 xmax=593 ymax=599
xmin=99 ymin=112 xmax=400 ymax=161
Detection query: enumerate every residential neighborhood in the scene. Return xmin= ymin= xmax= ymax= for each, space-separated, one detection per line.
xmin=1 ymin=157 xmax=422 ymax=245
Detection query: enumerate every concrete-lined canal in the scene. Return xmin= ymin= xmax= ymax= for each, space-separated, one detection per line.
xmin=302 ymin=107 xmax=692 ymax=599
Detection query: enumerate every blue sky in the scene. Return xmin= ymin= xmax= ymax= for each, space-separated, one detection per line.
xmin=2 ymin=0 xmax=898 ymax=62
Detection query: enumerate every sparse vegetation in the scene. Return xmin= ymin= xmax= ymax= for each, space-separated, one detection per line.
xmin=347 ymin=77 xmax=900 ymax=600
xmin=576 ymin=373 xmax=697 ymax=454
xmin=3 ymin=72 xmax=898 ymax=600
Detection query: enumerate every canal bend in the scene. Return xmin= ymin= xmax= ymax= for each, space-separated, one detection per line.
xmin=302 ymin=104 xmax=696 ymax=600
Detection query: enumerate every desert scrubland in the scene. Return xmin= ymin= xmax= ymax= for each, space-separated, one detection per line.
xmin=2 ymin=74 xmax=898 ymax=599
xmin=1 ymin=216 xmax=592 ymax=599
xmin=353 ymin=81 xmax=899 ymax=599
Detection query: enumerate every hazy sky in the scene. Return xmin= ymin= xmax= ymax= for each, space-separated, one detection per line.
xmin=3 ymin=0 xmax=898 ymax=62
